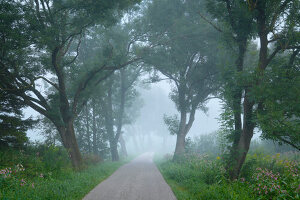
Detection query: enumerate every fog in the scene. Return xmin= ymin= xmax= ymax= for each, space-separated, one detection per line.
xmin=25 ymin=79 xmax=222 ymax=155
xmin=126 ymin=81 xmax=221 ymax=154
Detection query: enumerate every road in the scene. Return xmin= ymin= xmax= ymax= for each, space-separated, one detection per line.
xmin=83 ymin=152 xmax=177 ymax=200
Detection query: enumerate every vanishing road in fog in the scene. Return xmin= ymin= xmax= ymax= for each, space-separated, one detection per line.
xmin=83 ymin=153 xmax=176 ymax=200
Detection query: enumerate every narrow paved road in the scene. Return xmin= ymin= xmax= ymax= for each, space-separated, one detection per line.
xmin=83 ymin=152 xmax=176 ymax=200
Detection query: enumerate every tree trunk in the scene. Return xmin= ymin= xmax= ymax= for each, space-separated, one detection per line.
xmin=104 ymin=78 xmax=120 ymax=161
xmin=115 ymin=69 xmax=126 ymax=156
xmin=119 ymin=135 xmax=128 ymax=157
xmin=228 ymin=91 xmax=254 ymax=180
xmin=110 ymin=140 xmax=119 ymax=161
xmin=228 ymin=5 xmax=269 ymax=180
xmin=58 ymin=121 xmax=83 ymax=170
xmin=231 ymin=40 xmax=247 ymax=148
xmin=174 ymin=133 xmax=186 ymax=160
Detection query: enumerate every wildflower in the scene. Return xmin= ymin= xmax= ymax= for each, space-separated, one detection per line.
xmin=216 ymin=156 xmax=220 ymax=160
xmin=32 ymin=183 xmax=35 ymax=188
xmin=39 ymin=173 xmax=44 ymax=178
xmin=20 ymin=179 xmax=26 ymax=186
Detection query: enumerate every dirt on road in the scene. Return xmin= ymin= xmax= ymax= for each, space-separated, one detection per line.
xmin=83 ymin=152 xmax=177 ymax=200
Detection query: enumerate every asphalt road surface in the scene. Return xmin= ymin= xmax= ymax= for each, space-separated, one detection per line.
xmin=83 ymin=152 xmax=177 ymax=200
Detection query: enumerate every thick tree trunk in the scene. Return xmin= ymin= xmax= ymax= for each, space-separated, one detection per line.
xmin=58 ymin=122 xmax=83 ymax=170
xmin=173 ymin=81 xmax=197 ymax=160
xmin=110 ymin=140 xmax=119 ymax=161
xmin=228 ymin=92 xmax=254 ymax=180
xmin=232 ymin=40 xmax=247 ymax=148
xmin=173 ymin=109 xmax=187 ymax=160
xmin=119 ymin=135 xmax=128 ymax=157
xmin=174 ymin=133 xmax=186 ymax=159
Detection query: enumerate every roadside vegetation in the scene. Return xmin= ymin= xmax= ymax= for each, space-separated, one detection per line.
xmin=0 ymin=144 xmax=126 ymax=200
xmin=156 ymin=134 xmax=300 ymax=200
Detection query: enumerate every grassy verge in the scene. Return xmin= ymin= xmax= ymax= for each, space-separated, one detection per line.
xmin=1 ymin=161 xmax=126 ymax=200
xmin=0 ymin=146 xmax=132 ymax=200
xmin=155 ymin=153 xmax=299 ymax=200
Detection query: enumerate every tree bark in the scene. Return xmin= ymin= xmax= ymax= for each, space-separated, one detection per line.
xmin=57 ymin=121 xmax=83 ymax=170
xmin=231 ymin=39 xmax=247 ymax=148
xmin=103 ymin=78 xmax=120 ymax=161
xmin=65 ymin=121 xmax=83 ymax=170
xmin=110 ymin=140 xmax=119 ymax=161
xmin=174 ymin=132 xmax=186 ymax=159
xmin=228 ymin=91 xmax=255 ymax=180
xmin=115 ymin=69 xmax=126 ymax=156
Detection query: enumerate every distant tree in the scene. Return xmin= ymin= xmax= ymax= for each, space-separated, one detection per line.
xmin=101 ymin=65 xmax=142 ymax=161
xmin=140 ymin=0 xmax=220 ymax=159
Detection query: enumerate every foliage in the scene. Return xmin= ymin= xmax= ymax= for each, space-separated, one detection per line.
xmin=0 ymin=92 xmax=35 ymax=148
xmin=256 ymin=54 xmax=300 ymax=150
xmin=163 ymin=114 xmax=179 ymax=136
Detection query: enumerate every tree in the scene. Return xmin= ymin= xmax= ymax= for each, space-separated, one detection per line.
xmin=101 ymin=65 xmax=142 ymax=161
xmin=205 ymin=0 xmax=300 ymax=179
xmin=0 ymin=0 xmax=140 ymax=169
xmin=140 ymin=0 xmax=220 ymax=159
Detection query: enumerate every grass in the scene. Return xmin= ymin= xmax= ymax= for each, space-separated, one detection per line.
xmin=0 ymin=146 xmax=131 ymax=200
xmin=1 ymin=161 xmax=126 ymax=200
xmin=155 ymin=152 xmax=300 ymax=200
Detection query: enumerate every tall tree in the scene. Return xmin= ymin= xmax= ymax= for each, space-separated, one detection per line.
xmin=205 ymin=0 xmax=300 ymax=179
xmin=0 ymin=0 xmax=140 ymax=169
xmin=140 ymin=0 xmax=220 ymax=159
